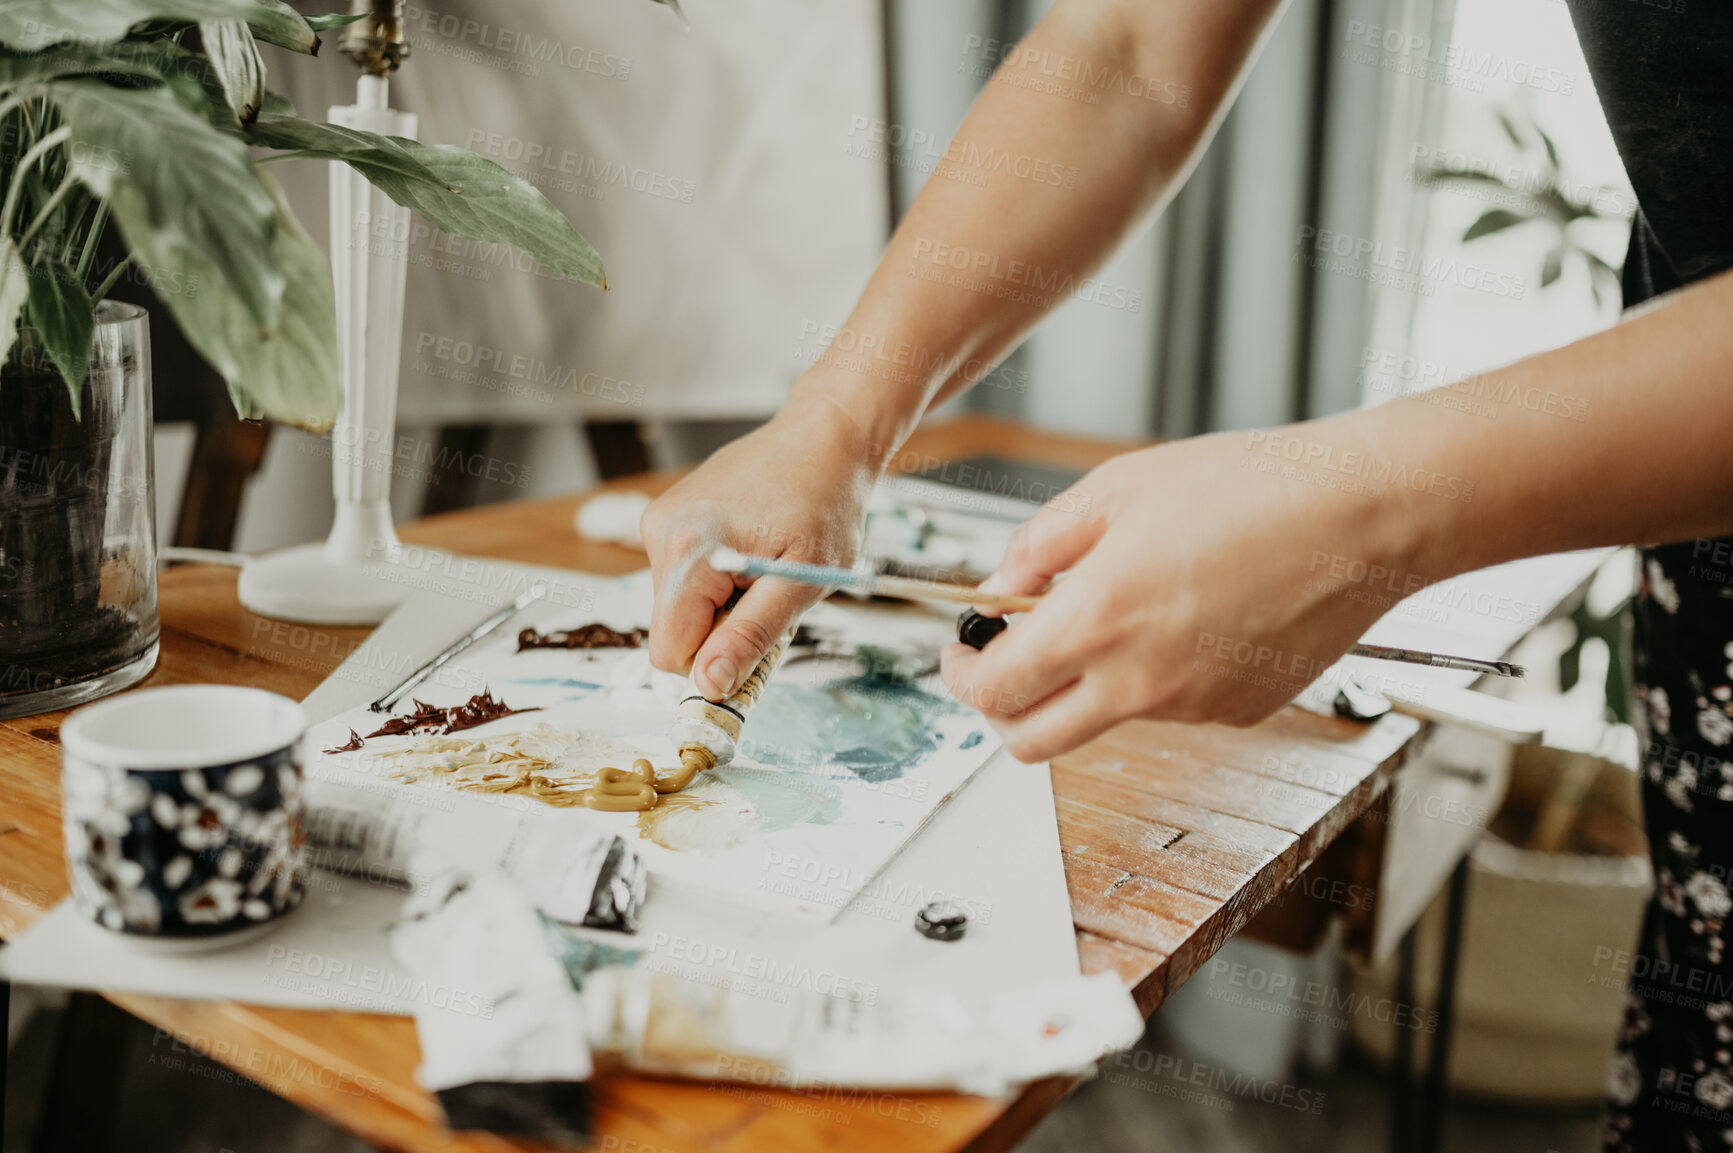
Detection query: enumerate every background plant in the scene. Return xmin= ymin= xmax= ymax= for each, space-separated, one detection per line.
xmin=0 ymin=0 xmax=677 ymax=425
xmin=1418 ymin=107 xmax=1631 ymax=307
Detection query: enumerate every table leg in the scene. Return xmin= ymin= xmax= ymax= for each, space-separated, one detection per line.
xmin=33 ymin=992 xmax=130 ymax=1153
xmin=1391 ymin=928 xmax=1417 ymax=1152
xmin=2 ymin=979 xmax=10 ymax=1144
xmin=1419 ymin=857 xmax=1470 ymax=1153
xmin=421 ymin=425 xmax=494 ymax=515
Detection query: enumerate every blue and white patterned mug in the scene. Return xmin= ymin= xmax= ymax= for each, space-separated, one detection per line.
xmin=61 ymin=685 xmax=309 ymax=942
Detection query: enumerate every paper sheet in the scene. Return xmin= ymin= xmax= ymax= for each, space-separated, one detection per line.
xmin=0 ymin=746 xmax=1074 ymax=1011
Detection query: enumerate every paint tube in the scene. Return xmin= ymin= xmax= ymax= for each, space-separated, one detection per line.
xmin=301 ymin=779 xmax=646 ymax=930
xmin=578 ymin=965 xmax=1143 ymax=1097
xmin=669 ymin=623 xmax=796 ymax=779
xmin=393 ymin=870 xmax=593 ymax=1142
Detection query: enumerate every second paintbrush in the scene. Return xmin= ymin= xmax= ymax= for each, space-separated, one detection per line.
xmin=706 ymin=547 xmax=1524 ymax=679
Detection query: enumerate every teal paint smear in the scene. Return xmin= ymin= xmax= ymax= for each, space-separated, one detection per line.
xmin=959 ymin=730 xmax=983 ymax=750
xmin=716 ymin=765 xmax=843 ymax=830
xmin=741 ymin=666 xmax=958 ymax=784
xmin=510 ymin=676 xmax=606 ymax=692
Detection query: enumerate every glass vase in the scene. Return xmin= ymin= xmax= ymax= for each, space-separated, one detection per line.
xmin=0 ymin=301 xmax=158 ymax=719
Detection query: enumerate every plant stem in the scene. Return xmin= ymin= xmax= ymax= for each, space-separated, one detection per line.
xmin=90 ymin=252 xmax=133 ymax=302
xmin=74 ymin=200 xmax=110 ymax=283
xmin=0 ymin=124 xmax=70 ymax=238
xmin=19 ymin=172 xmax=76 ymax=252
xmin=0 ymin=94 xmax=28 ymax=138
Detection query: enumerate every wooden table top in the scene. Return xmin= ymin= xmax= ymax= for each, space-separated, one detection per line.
xmin=3 ymin=414 xmax=1536 ymax=1153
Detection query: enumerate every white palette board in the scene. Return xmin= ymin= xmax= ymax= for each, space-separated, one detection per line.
xmin=306 ymin=566 xmax=999 ymax=923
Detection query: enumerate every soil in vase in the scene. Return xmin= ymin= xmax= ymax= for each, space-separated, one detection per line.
xmin=0 ymin=304 xmax=158 ymax=716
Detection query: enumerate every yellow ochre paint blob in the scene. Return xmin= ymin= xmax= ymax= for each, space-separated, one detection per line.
xmin=578 ymin=749 xmax=717 ymax=812
xmin=579 ymin=759 xmax=660 ymax=812
xmin=585 ymin=619 xmax=796 ymax=814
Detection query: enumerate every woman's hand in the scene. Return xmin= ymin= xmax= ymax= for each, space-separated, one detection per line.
xmin=641 ymin=388 xmax=880 ymax=699
xmin=940 ymin=423 xmax=1428 ymax=762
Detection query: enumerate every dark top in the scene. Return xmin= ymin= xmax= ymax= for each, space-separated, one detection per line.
xmin=1565 ymin=0 xmax=1733 ymax=302
xmin=1570 ymin=6 xmax=1733 ymax=1148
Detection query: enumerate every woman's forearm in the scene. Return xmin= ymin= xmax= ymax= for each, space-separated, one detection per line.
xmin=1350 ymin=269 xmax=1733 ymax=580
xmin=795 ymin=0 xmax=1288 ymax=465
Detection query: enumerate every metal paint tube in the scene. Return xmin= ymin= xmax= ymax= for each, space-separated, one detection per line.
xmin=667 ymin=624 xmax=796 ymax=786
xmin=301 ymin=779 xmax=646 ymax=930
xmin=577 ymin=966 xmax=1144 ymax=1097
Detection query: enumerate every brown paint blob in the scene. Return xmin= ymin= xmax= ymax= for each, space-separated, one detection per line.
xmin=517 ymin=624 xmax=648 ymax=651
xmin=365 ymin=690 xmax=539 ymax=740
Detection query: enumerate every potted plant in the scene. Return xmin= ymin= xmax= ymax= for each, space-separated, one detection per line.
xmin=0 ymin=0 xmax=657 ymax=718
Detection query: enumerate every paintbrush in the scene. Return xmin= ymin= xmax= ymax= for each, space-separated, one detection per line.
xmin=369 ymin=583 xmax=548 ymax=713
xmin=707 ymin=547 xmax=1525 ymax=679
xmin=709 ymin=547 xmax=1041 ymax=612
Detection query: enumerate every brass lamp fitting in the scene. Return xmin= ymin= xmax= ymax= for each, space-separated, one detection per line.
xmin=339 ymin=0 xmax=410 ymax=75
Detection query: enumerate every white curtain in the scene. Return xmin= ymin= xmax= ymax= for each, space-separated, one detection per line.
xmin=269 ymin=0 xmax=888 ymax=425
xmin=883 ymin=0 xmax=1433 ymax=440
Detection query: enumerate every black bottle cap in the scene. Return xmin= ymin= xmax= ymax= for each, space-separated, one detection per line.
xmin=915 ymin=900 xmax=968 ymax=942
xmin=957 ymin=609 xmax=1008 ymax=651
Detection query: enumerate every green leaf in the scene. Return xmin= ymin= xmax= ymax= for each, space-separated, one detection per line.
xmin=0 ymin=40 xmax=232 ymax=134
xmin=89 ymin=37 xmax=259 ymax=127
xmin=250 ymin=118 xmax=605 ymax=288
xmin=152 ymin=170 xmax=339 ymax=429
xmin=0 ymin=0 xmax=312 ymax=53
xmin=0 ymin=37 xmax=185 ymax=86
xmin=24 ymin=262 xmax=93 ymax=414
xmin=0 ymin=239 xmax=30 ymax=369
xmin=1462 ymin=208 xmax=1528 ymax=242
xmin=200 ymin=18 xmax=264 ymax=125
xmin=303 ymin=11 xmax=366 ymax=32
xmin=377 ymin=139 xmax=606 ymax=287
xmin=51 ymin=78 xmax=283 ymax=329
xmin=260 ymin=87 xmax=293 ymax=117
xmin=240 ymin=0 xmax=319 ymax=53
xmin=246 ymin=114 xmax=450 ymax=189
xmin=0 ymin=47 xmax=97 ymax=85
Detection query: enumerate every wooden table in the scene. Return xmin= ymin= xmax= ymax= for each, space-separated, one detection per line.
xmin=0 ymin=415 xmax=1578 ymax=1152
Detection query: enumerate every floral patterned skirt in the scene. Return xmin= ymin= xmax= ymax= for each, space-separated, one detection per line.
xmin=1607 ymin=540 xmax=1733 ymax=1151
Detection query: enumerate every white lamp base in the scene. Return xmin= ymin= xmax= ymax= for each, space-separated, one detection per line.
xmin=238 ymin=544 xmax=430 ymax=626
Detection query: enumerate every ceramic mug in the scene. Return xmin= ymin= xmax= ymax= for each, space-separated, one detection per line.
xmin=61 ymin=685 xmax=309 ymax=944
